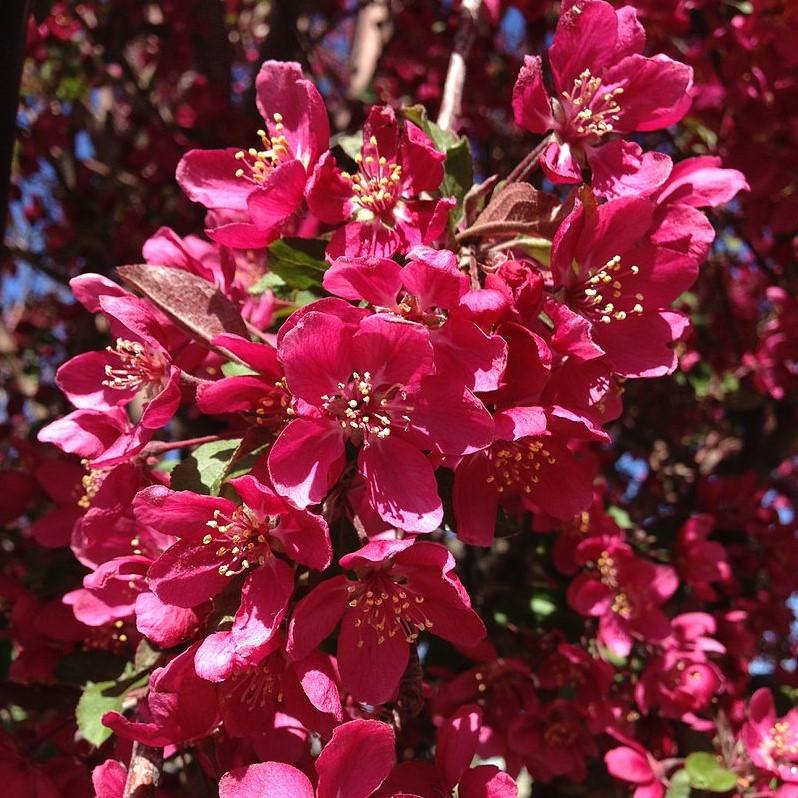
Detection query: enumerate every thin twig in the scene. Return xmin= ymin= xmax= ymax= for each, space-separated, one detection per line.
xmin=436 ymin=0 xmax=482 ymax=131
xmin=143 ymin=432 xmax=240 ymax=456
xmin=504 ymin=133 xmax=553 ymax=184
xmin=123 ymin=742 xmax=162 ymax=798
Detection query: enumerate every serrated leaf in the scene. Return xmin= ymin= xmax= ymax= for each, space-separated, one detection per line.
xmin=266 ymin=238 xmax=328 ymax=291
xmin=170 ymin=438 xmax=243 ymax=496
xmin=685 ymin=753 xmax=737 ymax=792
xmin=116 ymin=264 xmax=248 ymax=350
xmin=666 ymin=769 xmax=691 ymax=798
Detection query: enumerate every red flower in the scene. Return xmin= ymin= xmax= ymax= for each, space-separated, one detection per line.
xmin=323 ymin=247 xmax=507 ymax=392
xmin=550 ymin=195 xmax=698 ymax=378
xmin=135 ymin=475 xmax=329 ymax=673
xmin=219 ymin=719 xmax=396 ymax=798
xmin=512 ymin=0 xmax=692 ymax=195
xmin=269 ymin=306 xmax=493 ymax=532
xmin=376 ymin=705 xmax=518 ymax=798
xmin=288 ymin=539 xmax=485 ymax=705
xmin=178 ymin=61 xmax=329 ymax=248
xmin=741 ymin=689 xmax=798 ymax=785
xmin=567 ymin=536 xmax=677 ymax=657
xmin=307 ymin=105 xmax=454 ymax=258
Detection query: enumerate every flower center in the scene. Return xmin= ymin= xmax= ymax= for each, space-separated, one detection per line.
xmin=486 ymin=439 xmax=556 ymax=494
xmin=204 ymin=505 xmax=276 ymax=577
xmin=544 ymin=721 xmax=579 ymax=747
xmin=234 ymin=657 xmax=283 ymax=711
xmin=234 ymin=114 xmax=289 ymax=184
xmin=766 ymin=721 xmax=798 ymax=764
xmin=102 ymin=338 xmax=168 ymax=392
xmin=561 ymin=69 xmax=624 ymax=141
xmin=77 ymin=460 xmax=108 ymax=509
xmin=347 ymin=574 xmax=433 ymax=646
xmin=574 ymin=254 xmax=644 ymax=324
xmin=321 ymin=370 xmax=412 ymax=446
xmin=251 ymin=379 xmax=292 ymax=427
xmin=342 ymin=135 xmax=403 ymax=219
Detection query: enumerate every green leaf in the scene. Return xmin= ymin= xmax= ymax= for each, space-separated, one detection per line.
xmin=170 ymin=438 xmax=243 ymax=496
xmin=607 ymin=506 xmax=633 ymax=529
xmin=76 ymin=666 xmax=150 ymax=747
xmin=442 ymin=137 xmax=474 ymax=223
xmin=530 ymin=592 xmax=557 ymax=618
xmin=76 ymin=680 xmax=122 ymax=746
xmin=266 ymin=238 xmax=328 ymax=291
xmin=666 ymin=769 xmax=691 ymax=798
xmin=401 ymin=104 xmax=460 ymax=151
xmin=221 ymin=361 xmax=258 ymax=377
xmin=685 ymin=752 xmax=738 ymax=793
xmin=249 ymin=271 xmax=286 ymax=295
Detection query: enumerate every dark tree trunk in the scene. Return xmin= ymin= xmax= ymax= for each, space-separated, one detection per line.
xmin=0 ymin=0 xmax=30 ymax=249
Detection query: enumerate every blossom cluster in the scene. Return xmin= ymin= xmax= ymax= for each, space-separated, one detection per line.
xmin=7 ymin=2 xmax=796 ymax=797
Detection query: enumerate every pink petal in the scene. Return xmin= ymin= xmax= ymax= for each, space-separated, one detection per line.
xmin=255 ymin=60 xmax=330 ymax=169
xmin=512 ymin=55 xmax=554 ymax=134
xmin=316 ymin=719 xmax=396 ymax=798
xmin=280 ymin=310 xmax=353 ymax=404
xmin=56 ymin=351 xmax=130 ymax=410
xmin=453 ymin=453 xmax=499 ymax=547
xmin=177 ymin=148 xmax=253 ymax=211
xmin=604 ymin=54 xmax=693 ymax=132
xmin=351 ymin=314 xmax=434 ymax=389
xmin=549 ymin=1 xmax=619 ymax=90
xmin=306 ymin=151 xmax=354 ymax=223
xmin=589 ymin=140 xmax=673 ymax=200
xmin=437 ymin=705 xmax=483 ymax=791
xmin=323 ymin=256 xmax=403 ymax=307
xmin=337 ymin=606 xmax=410 ymax=705
xmin=605 ymin=747 xmax=654 ymax=784
xmin=459 ymin=765 xmax=519 ymax=798
xmin=360 ymin=437 xmax=443 ymax=533
xmin=268 ymin=418 xmax=346 ymax=508
xmin=220 ymin=762 xmax=314 ymax=798
xmin=287 ymin=574 xmax=350 ymax=661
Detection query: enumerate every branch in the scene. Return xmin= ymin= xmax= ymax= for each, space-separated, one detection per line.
xmin=123 ymin=742 xmax=162 ymax=798
xmin=436 ymin=0 xmax=482 ymax=131
xmin=347 ymin=0 xmax=392 ymax=100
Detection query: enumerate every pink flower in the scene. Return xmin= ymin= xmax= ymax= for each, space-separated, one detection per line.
xmin=508 ymin=700 xmax=597 ymax=783
xmin=269 ymin=306 xmax=493 ymax=532
xmin=453 ymin=404 xmax=600 ymax=546
xmin=219 ymin=719 xmax=396 ymax=798
xmin=550 ymin=195 xmax=697 ymax=378
xmin=134 ymin=475 xmax=330 ymax=673
xmin=215 ymin=631 xmax=342 ymax=738
xmin=323 ymin=247 xmax=507 ymax=392
xmin=512 ymin=0 xmax=692 ymax=196
xmin=432 ymin=652 xmax=538 ymax=776
xmin=288 ymin=539 xmax=486 ymax=705
xmin=567 ymin=536 xmax=677 ymax=657
xmin=376 ymin=705 xmax=518 ymax=798
xmin=741 ymin=689 xmax=798 ymax=784
xmin=676 ymin=515 xmax=731 ymax=601
xmin=605 ymin=741 xmax=665 ymax=798
xmin=307 ymin=105 xmax=454 ymax=258
xmin=103 ymin=644 xmax=219 ymax=746
xmin=635 ymin=649 xmax=723 ymax=730
xmin=177 ymin=61 xmax=329 ymax=248
xmin=55 ymin=294 xmax=182 ymax=430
